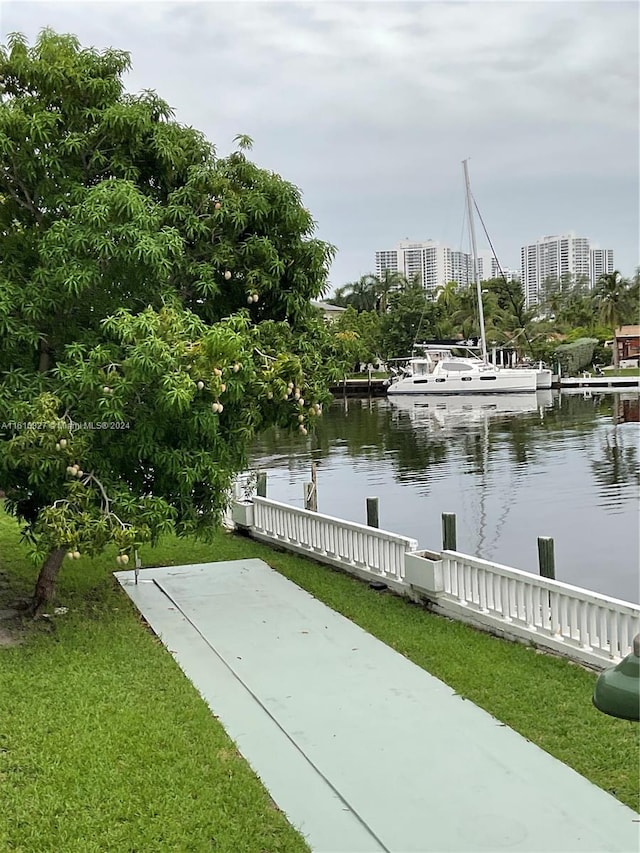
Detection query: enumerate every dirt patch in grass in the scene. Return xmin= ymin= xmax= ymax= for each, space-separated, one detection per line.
xmin=0 ymin=569 xmax=24 ymax=645
xmin=0 ymin=568 xmax=64 ymax=646
xmin=0 ymin=622 xmax=20 ymax=647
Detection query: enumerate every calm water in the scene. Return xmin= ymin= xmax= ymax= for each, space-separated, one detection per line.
xmin=250 ymin=390 xmax=640 ymax=603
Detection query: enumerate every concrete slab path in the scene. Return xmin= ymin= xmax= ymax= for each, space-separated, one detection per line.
xmin=116 ymin=559 xmax=639 ymax=853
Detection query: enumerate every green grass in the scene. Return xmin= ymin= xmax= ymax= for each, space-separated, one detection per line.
xmin=607 ymin=367 xmax=640 ymax=376
xmin=0 ymin=513 xmax=310 ymax=853
xmin=602 ymin=366 xmax=640 ymax=376
xmin=0 ymin=513 xmax=638 ymax=853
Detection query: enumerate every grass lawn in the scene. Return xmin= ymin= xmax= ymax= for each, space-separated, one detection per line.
xmin=601 ymin=366 xmax=640 ymax=376
xmin=0 ymin=511 xmax=310 ymax=853
xmin=1 ymin=513 xmax=638 ymax=853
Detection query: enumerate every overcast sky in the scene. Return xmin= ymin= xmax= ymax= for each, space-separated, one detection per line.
xmin=3 ymin=1 xmax=639 ymax=290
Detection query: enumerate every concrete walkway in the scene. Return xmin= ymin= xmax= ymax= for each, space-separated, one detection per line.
xmin=116 ymin=559 xmax=639 ymax=853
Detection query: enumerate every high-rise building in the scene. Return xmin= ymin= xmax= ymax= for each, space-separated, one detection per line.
xmin=375 ymin=240 xmax=484 ymax=295
xmin=476 ymin=250 xmax=520 ymax=283
xmin=450 ymin=250 xmax=473 ymax=288
xmin=397 ymin=241 xmax=433 ymax=287
xmin=375 ymin=250 xmax=398 ymax=279
xmin=590 ymin=247 xmax=615 ymax=288
xmin=520 ymin=233 xmax=611 ymax=307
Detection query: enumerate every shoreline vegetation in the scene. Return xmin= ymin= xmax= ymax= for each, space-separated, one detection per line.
xmin=1 ymin=510 xmax=638 ymax=852
xmin=327 ymin=269 xmax=639 ymax=375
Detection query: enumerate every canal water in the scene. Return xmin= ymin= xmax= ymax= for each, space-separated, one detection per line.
xmin=250 ymin=390 xmax=640 ymax=604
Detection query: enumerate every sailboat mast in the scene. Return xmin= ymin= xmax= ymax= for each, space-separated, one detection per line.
xmin=462 ymin=159 xmax=488 ymax=362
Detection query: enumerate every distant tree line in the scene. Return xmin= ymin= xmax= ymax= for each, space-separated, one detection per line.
xmin=326 ymin=269 xmax=639 ymax=368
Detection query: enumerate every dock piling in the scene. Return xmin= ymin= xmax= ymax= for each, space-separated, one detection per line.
xmin=366 ymin=497 xmax=379 ymax=528
xmin=538 ymin=537 xmax=556 ymax=580
xmin=442 ymin=513 xmax=457 ymax=551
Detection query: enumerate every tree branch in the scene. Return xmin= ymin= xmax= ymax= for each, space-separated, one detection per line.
xmin=1 ymin=172 xmax=43 ymax=223
xmin=254 ymin=347 xmax=276 ymax=362
xmin=82 ymin=473 xmax=111 ymax=515
xmin=6 ymin=160 xmax=43 ymax=223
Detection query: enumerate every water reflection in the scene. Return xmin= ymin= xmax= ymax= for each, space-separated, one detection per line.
xmin=589 ymin=394 xmax=640 ymax=506
xmin=389 ymin=391 xmax=553 ymax=426
xmin=251 ymin=390 xmax=640 ymax=602
xmin=616 ymin=393 xmax=640 ymax=424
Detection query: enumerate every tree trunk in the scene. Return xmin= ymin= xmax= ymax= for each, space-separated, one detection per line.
xmin=32 ymin=547 xmax=67 ymax=615
xmin=38 ymin=337 xmax=51 ymax=373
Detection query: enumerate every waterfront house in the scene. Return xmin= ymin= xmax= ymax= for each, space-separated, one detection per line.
xmin=613 ymin=325 xmax=640 ymax=367
xmin=311 ymin=300 xmax=347 ymax=322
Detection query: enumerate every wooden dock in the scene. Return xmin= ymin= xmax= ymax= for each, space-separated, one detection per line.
xmin=558 ymin=375 xmax=640 ymax=389
xmin=329 ymin=377 xmax=389 ymax=396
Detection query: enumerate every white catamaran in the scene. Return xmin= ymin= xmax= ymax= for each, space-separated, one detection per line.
xmin=387 ymin=161 xmax=551 ymax=396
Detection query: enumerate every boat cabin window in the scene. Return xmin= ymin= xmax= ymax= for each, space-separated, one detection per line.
xmin=441 ymin=361 xmax=473 ymax=371
xmin=412 ymin=361 xmax=432 ymax=376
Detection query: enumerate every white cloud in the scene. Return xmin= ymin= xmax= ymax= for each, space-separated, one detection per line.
xmin=2 ymin=0 xmax=638 ymax=282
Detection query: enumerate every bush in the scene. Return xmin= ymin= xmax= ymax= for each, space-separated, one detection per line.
xmin=554 ymin=338 xmax=598 ymax=375
xmin=592 ymin=342 xmax=613 ymax=367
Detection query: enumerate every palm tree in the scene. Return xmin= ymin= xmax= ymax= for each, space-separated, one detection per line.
xmin=436 ymin=281 xmax=459 ymax=313
xmin=332 ymin=277 xmax=378 ymax=313
xmin=362 ymin=270 xmax=409 ymax=314
xmin=334 ymin=271 xmax=409 ymax=315
xmin=450 ymin=287 xmax=480 ymax=341
xmin=595 ymin=271 xmax=629 ymax=330
xmin=434 ymin=281 xmax=462 ymax=338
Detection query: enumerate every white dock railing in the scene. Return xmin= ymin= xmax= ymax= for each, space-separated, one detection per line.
xmin=250 ymin=496 xmax=418 ymax=592
xmin=232 ymin=493 xmax=640 ymax=668
xmin=437 ymin=552 xmax=640 ymax=666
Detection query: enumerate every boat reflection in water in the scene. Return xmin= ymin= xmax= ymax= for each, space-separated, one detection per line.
xmin=388 ymin=390 xmax=554 ymax=431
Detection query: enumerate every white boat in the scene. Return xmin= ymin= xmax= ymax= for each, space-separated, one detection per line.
xmin=515 ymin=362 xmax=553 ymax=389
xmin=387 ymin=159 xmax=547 ymax=397
xmin=535 ymin=368 xmax=553 ymax=389
xmin=387 ymin=345 xmax=538 ymax=395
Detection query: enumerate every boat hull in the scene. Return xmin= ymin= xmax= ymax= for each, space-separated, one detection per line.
xmin=535 ymin=369 xmax=553 ymax=389
xmin=388 ymin=371 xmax=537 ymax=395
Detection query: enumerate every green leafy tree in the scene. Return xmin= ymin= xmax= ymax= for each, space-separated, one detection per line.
xmin=379 ymin=280 xmax=439 ymax=360
xmin=481 ymin=278 xmax=540 ymax=357
xmin=594 ymin=271 xmax=634 ymax=330
xmin=449 ymin=286 xmax=480 ymax=341
xmin=0 ymin=29 xmax=346 ymax=610
xmin=538 ymin=275 xmax=597 ymax=331
xmin=332 ymin=270 xmax=408 ymax=315
xmin=627 ymin=268 xmax=640 ymax=310
xmin=434 ymin=281 xmax=461 ymax=337
xmin=330 ymin=307 xmax=381 ymax=370
xmin=363 ymin=269 xmax=409 ymax=314
xmin=355 ymin=310 xmax=383 ymax=363
xmin=331 ymin=277 xmax=378 ymax=313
